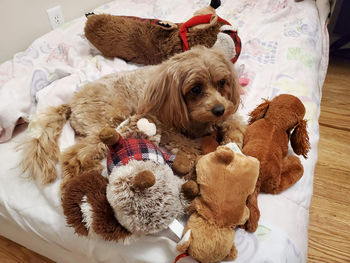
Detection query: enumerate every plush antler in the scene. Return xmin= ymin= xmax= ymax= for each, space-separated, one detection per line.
xmin=248 ymin=99 xmax=270 ymax=125
xmin=290 ymin=119 xmax=310 ymax=158
xmin=99 ymin=127 xmax=120 ymax=145
xmin=194 ymin=0 xmax=221 ymax=16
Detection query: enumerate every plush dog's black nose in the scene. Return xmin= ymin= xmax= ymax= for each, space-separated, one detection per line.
xmin=211 ymin=104 xmax=225 ymax=116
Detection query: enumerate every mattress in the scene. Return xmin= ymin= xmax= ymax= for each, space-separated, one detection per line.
xmin=0 ymin=0 xmax=329 ymax=262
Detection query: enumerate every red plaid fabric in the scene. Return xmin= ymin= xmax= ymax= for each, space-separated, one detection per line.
xmin=107 ymin=136 xmax=175 ymax=174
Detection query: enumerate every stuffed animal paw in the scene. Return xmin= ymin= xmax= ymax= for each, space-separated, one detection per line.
xmin=172 ymin=151 xmax=196 ymax=176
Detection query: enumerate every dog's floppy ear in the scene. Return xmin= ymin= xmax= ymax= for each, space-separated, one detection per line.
xmin=138 ymin=66 xmax=190 ymax=131
xmin=248 ymin=99 xmax=270 ymax=125
xmin=230 ymin=70 xmax=241 ymax=113
xmin=291 ymin=119 xmax=310 ymax=158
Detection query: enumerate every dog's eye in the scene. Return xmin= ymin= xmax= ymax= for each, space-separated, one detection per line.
xmin=219 ymin=79 xmax=226 ymax=88
xmin=191 ymin=85 xmax=202 ymax=95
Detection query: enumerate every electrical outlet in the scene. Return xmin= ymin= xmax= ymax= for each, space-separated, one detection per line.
xmin=47 ymin=6 xmax=65 ymax=29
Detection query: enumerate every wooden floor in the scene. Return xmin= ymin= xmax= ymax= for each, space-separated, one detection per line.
xmin=308 ymin=56 xmax=350 ymax=263
xmin=0 ymin=57 xmax=349 ymax=262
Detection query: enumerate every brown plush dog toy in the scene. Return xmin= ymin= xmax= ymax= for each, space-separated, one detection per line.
xmin=84 ymin=0 xmax=241 ymax=65
xmin=242 ymin=94 xmax=310 ymax=232
xmin=176 ymin=146 xmax=259 ymax=263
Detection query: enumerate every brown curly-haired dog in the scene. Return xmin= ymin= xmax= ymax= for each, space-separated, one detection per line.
xmin=20 ymin=46 xmax=245 ymax=194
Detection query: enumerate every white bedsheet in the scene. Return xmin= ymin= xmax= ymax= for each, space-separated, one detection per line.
xmin=0 ymin=0 xmax=329 ymax=262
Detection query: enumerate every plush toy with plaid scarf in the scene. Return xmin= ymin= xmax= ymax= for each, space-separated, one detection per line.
xmin=62 ymin=117 xmax=198 ymax=241
xmin=84 ymin=0 xmax=241 ymax=65
xmin=103 ymin=127 xmax=191 ymax=236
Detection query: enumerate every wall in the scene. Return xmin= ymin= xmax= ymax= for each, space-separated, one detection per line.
xmin=0 ymin=0 xmax=111 ymax=63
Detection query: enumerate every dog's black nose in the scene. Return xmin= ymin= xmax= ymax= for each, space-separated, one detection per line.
xmin=211 ymin=104 xmax=225 ymax=116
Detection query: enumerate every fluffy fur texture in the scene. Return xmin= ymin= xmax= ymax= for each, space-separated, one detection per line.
xmin=61 ymin=171 xmax=131 ymax=242
xmin=62 ymin=123 xmax=190 ymax=242
xmin=19 ymin=105 xmax=71 ymax=184
xmin=177 ymin=146 xmax=259 ymax=263
xmin=242 ymin=94 xmax=310 ymax=232
xmin=19 ymin=46 xmax=245 ymax=194
xmin=106 ymin=159 xmax=187 ymax=235
xmin=84 ymin=0 xmax=240 ymax=65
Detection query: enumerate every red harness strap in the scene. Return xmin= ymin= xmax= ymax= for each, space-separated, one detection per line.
xmin=179 ymin=14 xmax=214 ymax=52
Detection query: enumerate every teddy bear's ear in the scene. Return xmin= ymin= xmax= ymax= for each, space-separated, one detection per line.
xmin=291 ymin=120 xmax=310 ymax=158
xmin=248 ymin=99 xmax=270 ymax=125
xmin=215 ymin=146 xmax=234 ymax=164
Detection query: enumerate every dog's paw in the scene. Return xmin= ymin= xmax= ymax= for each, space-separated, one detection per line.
xmin=221 ymin=129 xmax=244 ymax=149
xmin=220 ymin=115 xmax=246 ymax=148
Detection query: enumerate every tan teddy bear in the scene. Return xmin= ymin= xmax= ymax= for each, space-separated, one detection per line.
xmin=176 ymin=146 xmax=259 ymax=263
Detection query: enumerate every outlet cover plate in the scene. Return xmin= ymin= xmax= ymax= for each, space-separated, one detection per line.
xmin=47 ymin=6 xmax=65 ymax=29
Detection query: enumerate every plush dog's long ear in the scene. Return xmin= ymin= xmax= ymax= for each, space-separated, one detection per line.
xmin=291 ymin=119 xmax=310 ymax=158
xmin=248 ymin=99 xmax=270 ymax=125
xmin=138 ymin=66 xmax=190 ymax=131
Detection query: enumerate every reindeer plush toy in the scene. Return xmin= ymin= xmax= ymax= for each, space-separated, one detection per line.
xmin=84 ymin=0 xmax=241 ymax=65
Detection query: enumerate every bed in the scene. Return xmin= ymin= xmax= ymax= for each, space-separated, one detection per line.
xmin=0 ymin=0 xmax=329 ymax=262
